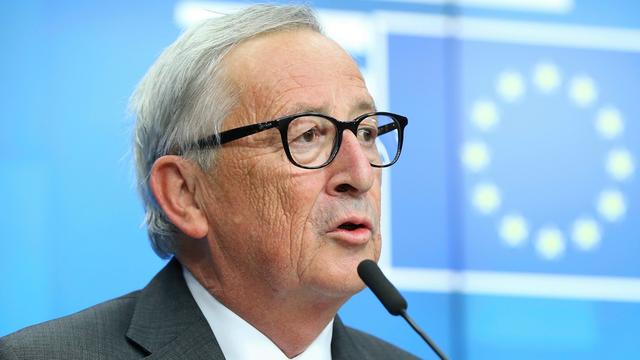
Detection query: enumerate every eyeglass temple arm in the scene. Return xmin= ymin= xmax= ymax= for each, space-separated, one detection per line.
xmin=195 ymin=120 xmax=279 ymax=150
xmin=377 ymin=122 xmax=398 ymax=136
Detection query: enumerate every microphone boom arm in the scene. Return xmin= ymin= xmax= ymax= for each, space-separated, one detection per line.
xmin=357 ymin=259 xmax=449 ymax=360
xmin=399 ymin=309 xmax=448 ymax=360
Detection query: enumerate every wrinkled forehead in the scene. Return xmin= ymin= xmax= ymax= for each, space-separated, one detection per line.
xmin=224 ymin=29 xmax=375 ymax=123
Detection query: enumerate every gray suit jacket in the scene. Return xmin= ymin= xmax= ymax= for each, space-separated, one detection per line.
xmin=0 ymin=259 xmax=418 ymax=359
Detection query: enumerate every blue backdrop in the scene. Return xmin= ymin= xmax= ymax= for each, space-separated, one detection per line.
xmin=2 ymin=1 xmax=639 ymax=359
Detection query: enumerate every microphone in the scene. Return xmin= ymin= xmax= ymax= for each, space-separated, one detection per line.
xmin=357 ymin=259 xmax=448 ymax=360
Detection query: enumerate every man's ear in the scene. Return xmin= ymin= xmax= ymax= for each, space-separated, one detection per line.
xmin=149 ymin=155 xmax=209 ymax=239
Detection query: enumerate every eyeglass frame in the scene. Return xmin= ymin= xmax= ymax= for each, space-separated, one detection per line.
xmin=184 ymin=111 xmax=408 ymax=170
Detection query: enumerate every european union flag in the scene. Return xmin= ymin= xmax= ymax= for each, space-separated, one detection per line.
xmin=385 ymin=19 xmax=640 ymax=279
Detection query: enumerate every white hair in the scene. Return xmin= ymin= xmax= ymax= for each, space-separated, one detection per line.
xmin=130 ymin=4 xmax=322 ymax=258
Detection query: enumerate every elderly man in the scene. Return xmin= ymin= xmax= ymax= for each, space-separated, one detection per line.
xmin=0 ymin=5 xmax=414 ymax=359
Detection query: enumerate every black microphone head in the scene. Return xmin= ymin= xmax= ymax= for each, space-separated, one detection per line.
xmin=357 ymin=259 xmax=407 ymax=316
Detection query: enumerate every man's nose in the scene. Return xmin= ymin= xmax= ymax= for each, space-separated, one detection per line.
xmin=326 ymin=130 xmax=376 ymax=196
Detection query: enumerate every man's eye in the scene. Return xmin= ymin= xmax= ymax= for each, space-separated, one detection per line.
xmin=358 ymin=126 xmax=377 ymax=143
xmin=299 ymin=128 xmax=319 ymax=143
xmin=290 ymin=127 xmax=322 ymax=146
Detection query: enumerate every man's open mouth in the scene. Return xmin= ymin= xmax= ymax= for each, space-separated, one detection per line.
xmin=337 ymin=222 xmax=367 ymax=231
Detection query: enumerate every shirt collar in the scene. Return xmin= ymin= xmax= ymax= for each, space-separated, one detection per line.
xmin=183 ymin=266 xmax=334 ymax=360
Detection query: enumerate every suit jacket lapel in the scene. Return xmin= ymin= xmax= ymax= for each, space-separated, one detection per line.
xmin=125 ymin=258 xmax=226 ymax=359
xmin=125 ymin=258 xmax=367 ymax=359
xmin=331 ymin=316 xmax=363 ymax=360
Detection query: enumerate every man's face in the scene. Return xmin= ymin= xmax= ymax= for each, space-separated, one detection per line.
xmin=202 ymin=29 xmax=381 ymax=301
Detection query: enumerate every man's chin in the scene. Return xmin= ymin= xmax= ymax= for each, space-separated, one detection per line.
xmin=299 ymin=246 xmax=379 ymax=299
xmin=304 ymin=267 xmax=367 ymax=301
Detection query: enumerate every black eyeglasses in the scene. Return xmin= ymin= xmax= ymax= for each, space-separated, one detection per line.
xmin=187 ymin=111 xmax=408 ymax=169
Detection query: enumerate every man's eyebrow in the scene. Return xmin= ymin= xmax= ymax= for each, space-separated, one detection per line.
xmin=354 ymin=100 xmax=377 ymax=114
xmin=287 ymin=104 xmax=328 ymax=115
xmin=286 ymin=100 xmax=377 ymax=118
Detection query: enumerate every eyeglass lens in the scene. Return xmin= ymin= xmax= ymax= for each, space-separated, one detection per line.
xmin=286 ymin=114 xmax=400 ymax=168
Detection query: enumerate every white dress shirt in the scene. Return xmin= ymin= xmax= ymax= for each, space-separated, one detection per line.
xmin=183 ymin=267 xmax=334 ymax=360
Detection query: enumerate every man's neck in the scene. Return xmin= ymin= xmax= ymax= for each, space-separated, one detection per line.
xmin=180 ymin=255 xmax=347 ymax=358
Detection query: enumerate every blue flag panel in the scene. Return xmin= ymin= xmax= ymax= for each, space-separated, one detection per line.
xmin=387 ymin=31 xmax=640 ymax=278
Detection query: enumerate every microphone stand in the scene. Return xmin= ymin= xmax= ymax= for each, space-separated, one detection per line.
xmin=357 ymin=259 xmax=449 ymax=360
xmin=399 ymin=309 xmax=448 ymax=360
